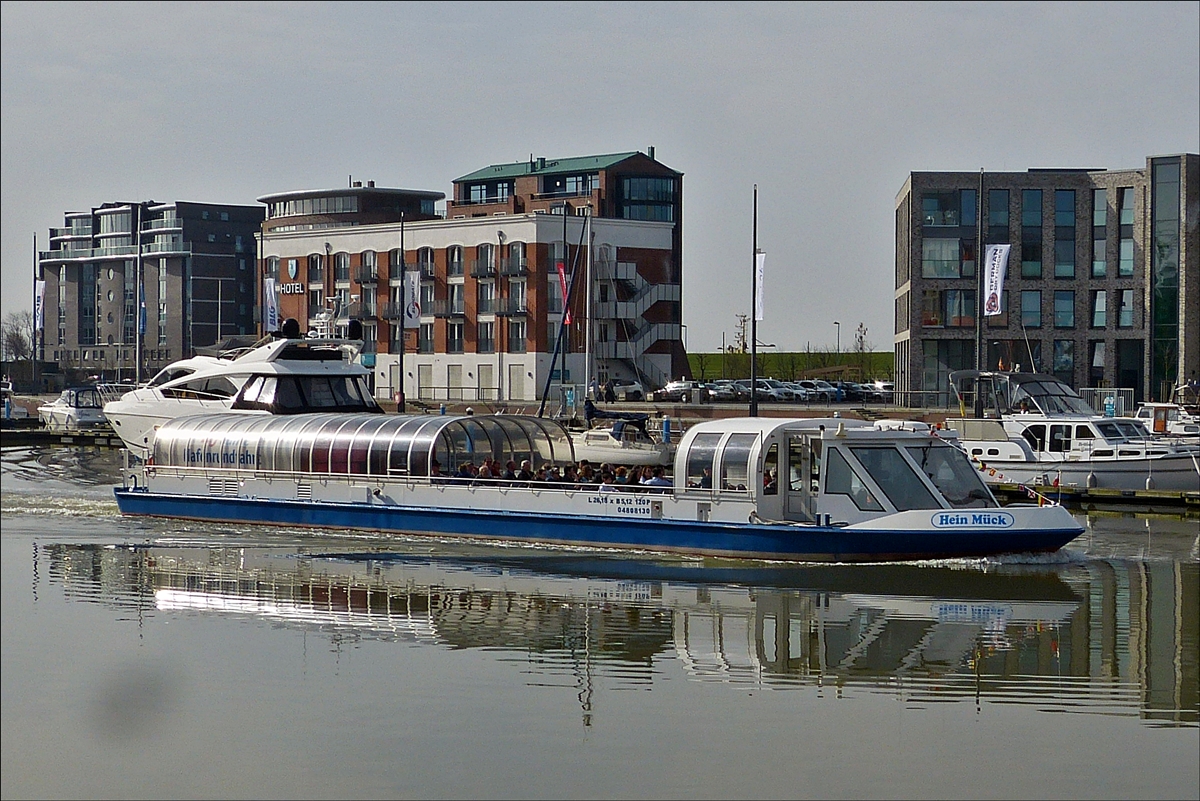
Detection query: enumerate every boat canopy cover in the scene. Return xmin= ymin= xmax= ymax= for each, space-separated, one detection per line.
xmin=150 ymin=412 xmax=576 ymax=477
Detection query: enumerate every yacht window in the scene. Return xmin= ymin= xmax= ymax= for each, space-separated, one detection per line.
xmin=849 ymin=446 xmax=939 ymax=511
xmin=719 ymin=433 xmax=757 ymax=493
xmin=686 ymin=433 xmax=721 ymax=490
xmin=825 ymin=447 xmax=884 ymax=511
xmin=1096 ymin=421 xmax=1124 ymax=442
xmin=202 ymin=376 xmax=239 ymax=398
xmin=904 ymin=443 xmax=996 ymax=508
xmin=274 ymin=376 xmax=305 ymax=411
xmin=1074 ymin=425 xmax=1095 ymax=440
xmin=76 ymin=389 xmax=103 ymax=408
xmin=1115 ymin=421 xmax=1149 ymax=440
xmin=1048 ymin=424 xmax=1071 ymax=453
xmin=240 ymin=376 xmax=265 ymax=404
xmin=1021 ymin=424 xmax=1047 ymax=451
xmin=306 ymin=377 xmax=337 ymax=408
xmin=149 ymin=367 xmax=193 ymax=388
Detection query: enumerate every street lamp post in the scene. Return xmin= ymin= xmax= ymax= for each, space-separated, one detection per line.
xmin=834 ymin=321 xmax=840 ymax=356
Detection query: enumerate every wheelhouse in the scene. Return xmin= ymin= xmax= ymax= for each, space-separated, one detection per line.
xmin=674 ymin=418 xmax=998 ymax=524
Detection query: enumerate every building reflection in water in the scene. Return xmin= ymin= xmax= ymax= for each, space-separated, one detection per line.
xmin=39 ymin=539 xmax=1197 ymax=727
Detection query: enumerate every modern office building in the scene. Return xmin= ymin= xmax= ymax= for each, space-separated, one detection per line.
xmin=258 ymin=150 xmax=687 ymax=404
xmin=37 ymin=200 xmax=265 ymax=385
xmin=893 ymin=153 xmax=1198 ymax=405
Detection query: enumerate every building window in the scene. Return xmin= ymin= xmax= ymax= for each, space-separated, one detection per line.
xmin=1119 ymin=187 xmax=1134 ymax=225
xmin=507 ymin=318 xmax=526 ymax=353
xmin=477 ymin=280 xmax=495 ymax=314
xmin=1021 ymin=242 xmax=1042 ymax=278
xmin=418 ymin=323 xmax=434 ymax=353
xmin=921 ymin=239 xmax=961 ymax=278
xmin=988 ymin=189 xmax=1009 ymax=241
xmin=308 ymin=254 xmax=324 ymax=282
xmin=477 ymin=321 xmax=494 ymax=353
xmin=448 ymin=283 xmax=464 ymax=315
xmin=547 ymin=273 xmax=564 ymax=314
xmin=1021 ymin=189 xmax=1042 ymax=228
xmin=448 ymin=246 xmax=464 ymax=276
xmin=1052 ymin=340 xmax=1075 ymax=387
xmin=1118 ymin=239 xmax=1134 ymax=277
xmin=1090 ymin=291 xmax=1107 ymax=328
xmin=921 ymin=290 xmax=942 ymax=327
xmin=618 ymin=176 xmax=675 ymax=221
xmin=1053 ymin=290 xmax=1075 ymax=328
xmin=1054 ymin=189 xmax=1075 ymax=227
xmin=420 ymin=282 xmax=434 ymax=310
xmin=334 ymin=253 xmax=350 ymax=282
xmin=1054 ymin=239 xmax=1075 ymax=278
xmin=1117 ymin=289 xmax=1134 ymax=327
xmin=944 ymin=289 xmax=975 ymax=328
xmin=1021 ymin=290 xmax=1041 ymax=328
xmin=447 ymin=321 xmax=464 ymax=353
xmin=1089 ymin=340 xmax=1105 ymax=385
xmin=1092 ymin=238 xmax=1106 ymax=278
xmin=921 ymin=191 xmax=972 ymax=227
xmin=309 ymin=287 xmax=323 ymax=312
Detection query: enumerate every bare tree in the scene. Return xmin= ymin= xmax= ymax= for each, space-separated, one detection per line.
xmin=693 ymin=352 xmax=711 ymax=380
xmin=2 ymin=310 xmax=33 ymax=362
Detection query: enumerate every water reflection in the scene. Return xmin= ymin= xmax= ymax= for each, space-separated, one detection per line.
xmin=37 ymin=538 xmax=1197 ymax=727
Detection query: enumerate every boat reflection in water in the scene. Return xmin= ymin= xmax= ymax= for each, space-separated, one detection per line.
xmin=39 ymin=538 xmax=1197 ymax=726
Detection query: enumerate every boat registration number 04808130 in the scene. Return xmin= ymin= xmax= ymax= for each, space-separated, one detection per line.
xmin=930 ymin=511 xmax=1015 ymax=529
xmin=587 ymin=494 xmax=655 ymax=516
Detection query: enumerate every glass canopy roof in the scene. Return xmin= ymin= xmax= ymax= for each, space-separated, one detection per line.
xmin=151 ymin=413 xmax=575 ymax=477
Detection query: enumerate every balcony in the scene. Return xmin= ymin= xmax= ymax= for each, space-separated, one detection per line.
xmin=499 ymin=257 xmax=527 ymax=276
xmin=355 ymin=267 xmax=378 ymax=284
xmin=447 ymin=260 xmax=465 ymax=277
xmin=495 ymin=297 xmax=527 ymax=316
xmin=419 ymin=260 xmax=436 ymax=279
xmin=477 ymin=297 xmax=496 ymax=314
xmin=470 ymin=259 xmax=496 ymax=278
xmin=432 ymin=299 xmax=465 ymax=318
xmin=382 ymin=302 xmax=406 ymax=320
xmin=417 ymin=338 xmax=434 ymax=354
xmin=142 ymin=218 xmax=182 ymax=231
xmin=308 ymin=268 xmax=324 ymax=283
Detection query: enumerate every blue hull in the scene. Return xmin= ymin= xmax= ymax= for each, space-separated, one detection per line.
xmin=113 ymin=488 xmax=1082 ymax=562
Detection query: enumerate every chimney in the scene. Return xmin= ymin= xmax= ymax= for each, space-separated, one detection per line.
xmin=648 ymin=146 xmax=655 ymax=160
xmin=537 ymin=157 xmax=546 ymax=170
xmin=353 ymin=181 xmax=363 ymax=187
xmin=367 ymin=180 xmax=375 ymax=188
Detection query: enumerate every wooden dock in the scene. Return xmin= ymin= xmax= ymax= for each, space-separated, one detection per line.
xmin=0 ymin=425 xmax=125 ymax=449
xmin=993 ymin=483 xmax=1200 ymax=511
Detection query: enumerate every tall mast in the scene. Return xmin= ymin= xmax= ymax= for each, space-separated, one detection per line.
xmin=750 ymin=184 xmax=759 ymax=417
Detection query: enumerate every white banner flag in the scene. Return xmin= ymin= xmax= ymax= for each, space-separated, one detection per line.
xmin=982 ymin=244 xmax=1011 ymax=317
xmin=262 ymin=278 xmax=280 ymax=332
xmin=34 ymin=280 xmax=45 ymax=331
xmin=754 ymin=251 xmax=766 ymax=321
xmin=403 ymin=270 xmax=421 ymax=329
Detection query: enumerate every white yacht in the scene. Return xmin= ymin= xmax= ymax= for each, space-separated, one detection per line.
xmin=104 ymin=329 xmax=381 ymax=459
xmin=945 ymin=370 xmax=1200 ymax=492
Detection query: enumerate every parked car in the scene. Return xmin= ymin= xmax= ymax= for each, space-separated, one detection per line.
xmin=654 ymin=380 xmax=704 ymax=403
xmin=782 ymin=381 xmax=811 ymax=402
xmin=604 ymin=378 xmax=644 ymax=402
xmin=37 ymin=386 xmax=109 ymax=431
xmin=712 ymin=379 xmax=748 ymax=402
xmin=868 ymin=380 xmax=895 ymax=403
xmin=796 ymin=379 xmax=833 ymax=403
xmin=832 ymin=381 xmax=864 ymax=402
xmin=702 ymin=382 xmax=736 ymax=402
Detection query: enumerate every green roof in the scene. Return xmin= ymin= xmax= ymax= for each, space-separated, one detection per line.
xmin=454 ymin=151 xmax=649 ymax=183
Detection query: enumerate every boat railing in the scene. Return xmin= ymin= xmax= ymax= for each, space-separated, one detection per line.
xmin=142 ymin=461 xmax=677 ymax=494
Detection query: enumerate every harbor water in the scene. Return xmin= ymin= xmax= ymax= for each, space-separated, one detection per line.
xmin=2 ymin=445 xmax=1197 ymax=800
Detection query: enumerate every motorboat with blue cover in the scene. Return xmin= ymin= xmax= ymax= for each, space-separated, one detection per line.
xmin=114 ymin=412 xmax=1083 ymax=562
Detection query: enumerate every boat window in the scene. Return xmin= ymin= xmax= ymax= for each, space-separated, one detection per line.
xmin=685 ymin=433 xmax=721 ymax=490
xmin=763 ymin=442 xmax=779 ymax=495
xmin=1074 ymin=425 xmax=1095 ymax=440
xmin=849 ymin=446 xmax=939 ymax=511
xmin=1021 ymin=424 xmax=1047 ymax=451
xmin=1049 ymin=424 xmax=1071 ymax=453
xmin=904 ymin=443 xmax=996 ymax=508
xmin=719 ymin=433 xmax=757 ymax=493
xmin=1096 ymin=421 xmax=1124 ymax=442
xmin=76 ymin=389 xmax=103 ymax=408
xmin=274 ymin=376 xmax=305 ymax=411
xmin=825 ymin=447 xmax=884 ymax=511
xmin=240 ymin=376 xmax=265 ymax=404
xmin=1115 ymin=421 xmax=1149 ymax=440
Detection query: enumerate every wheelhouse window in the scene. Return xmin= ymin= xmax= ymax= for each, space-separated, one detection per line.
xmin=685 ymin=433 xmax=720 ymax=491
xmin=719 ymin=433 xmax=757 ymax=493
xmin=824 ymin=448 xmax=884 ymax=511
xmin=903 ymin=443 xmax=995 ymax=508
xmin=848 ymin=446 xmax=939 ymax=511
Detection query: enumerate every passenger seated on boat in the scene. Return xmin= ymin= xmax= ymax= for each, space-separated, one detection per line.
xmin=699 ymin=467 xmax=713 ymax=489
xmin=503 ymin=460 xmax=518 ymax=481
xmin=471 ymin=464 xmax=494 ymax=486
xmin=429 ymin=459 xmax=444 ymax=482
xmin=764 ymin=469 xmax=778 ymax=495
xmin=614 ymin=466 xmax=631 ymax=485
xmin=642 ymin=465 xmax=672 ymax=488
xmin=517 ymin=460 xmax=535 ymax=485
xmin=598 ymin=471 xmax=618 ymax=492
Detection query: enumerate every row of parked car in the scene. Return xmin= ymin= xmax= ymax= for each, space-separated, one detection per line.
xmin=652 ymin=378 xmax=894 ymax=404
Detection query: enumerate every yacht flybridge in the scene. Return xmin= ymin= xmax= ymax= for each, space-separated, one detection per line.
xmin=104 ymin=332 xmax=380 ymax=459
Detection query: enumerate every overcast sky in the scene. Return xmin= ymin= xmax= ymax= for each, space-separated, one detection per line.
xmin=2 ymin=1 xmax=1197 ymax=353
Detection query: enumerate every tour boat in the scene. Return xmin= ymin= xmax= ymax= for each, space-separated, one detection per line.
xmin=1133 ymin=402 xmax=1200 ymax=442
xmin=104 ymin=329 xmax=381 ymax=460
xmin=114 ymin=413 xmax=1084 ymax=563
xmin=945 ymin=370 xmax=1200 ymax=492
